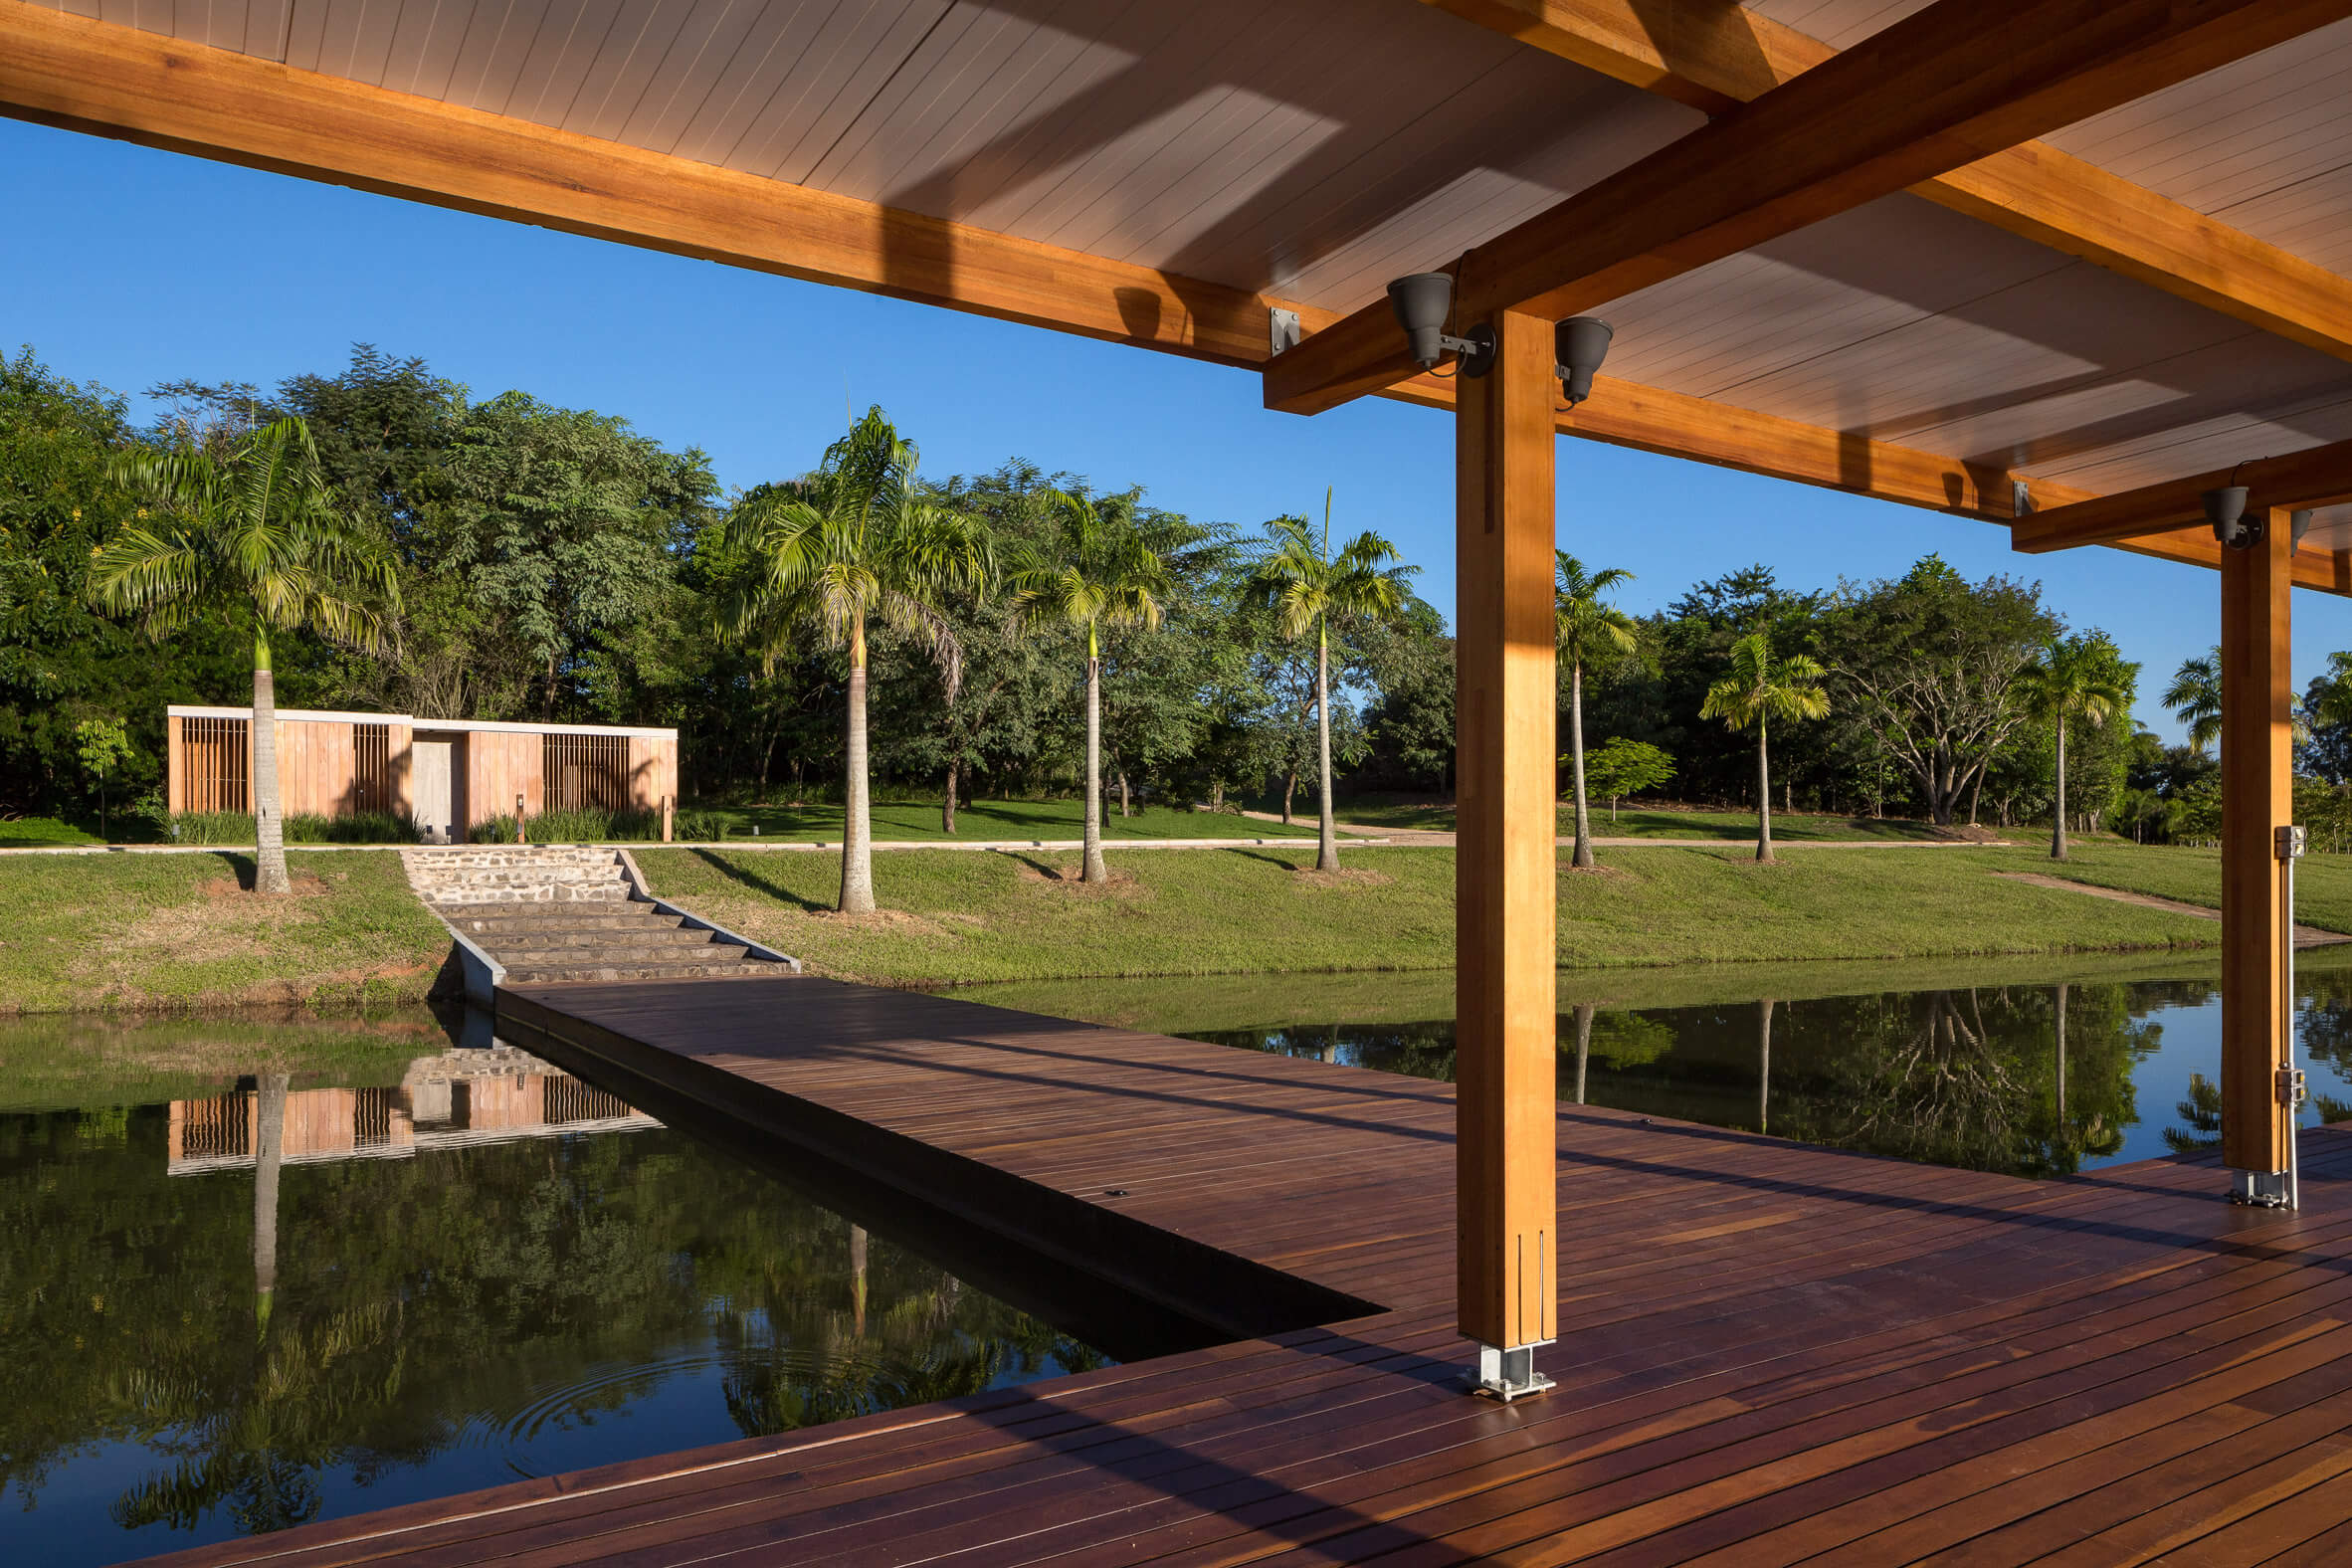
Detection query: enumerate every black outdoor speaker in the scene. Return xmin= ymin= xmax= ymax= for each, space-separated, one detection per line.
xmin=1555 ymin=316 xmax=1614 ymax=405
xmin=2205 ymin=486 xmax=2260 ymax=550
xmin=1388 ymin=274 xmax=1455 ymax=370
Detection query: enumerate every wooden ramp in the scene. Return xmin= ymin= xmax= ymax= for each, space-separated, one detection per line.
xmin=146 ymin=977 xmax=2352 ymax=1567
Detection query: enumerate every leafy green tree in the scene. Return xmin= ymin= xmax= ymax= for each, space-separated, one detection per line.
xmin=1700 ymin=630 xmax=1830 ymax=863
xmin=1244 ymin=492 xmax=1414 ymax=871
xmin=1824 ymin=556 xmax=2055 ymax=826
xmin=1010 ymin=490 xmax=1194 ymax=883
xmin=431 ymin=392 xmax=710 ymax=721
xmin=2164 ymin=647 xmax=2223 ymax=757
xmin=1349 ymin=602 xmax=1455 ymax=795
xmin=2020 ymin=632 xmax=2133 ymax=861
xmin=1580 ymin=737 xmax=1673 ymax=823
xmin=721 ymin=409 xmax=986 ymax=913
xmin=72 ymin=715 xmax=132 ymax=841
xmin=1555 ymin=553 xmax=1638 ymax=869
xmin=0 ymin=350 xmax=253 ymax=826
xmin=89 ymin=419 xmax=397 ymax=893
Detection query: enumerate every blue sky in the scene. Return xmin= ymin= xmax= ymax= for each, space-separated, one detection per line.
xmin=9 ymin=115 xmax=2346 ymax=743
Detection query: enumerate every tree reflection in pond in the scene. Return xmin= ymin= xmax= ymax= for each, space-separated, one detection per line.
xmin=0 ymin=1041 xmax=1107 ymax=1567
xmin=1190 ymin=976 xmax=2299 ymax=1180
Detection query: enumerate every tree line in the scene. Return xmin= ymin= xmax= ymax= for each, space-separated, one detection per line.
xmin=9 ymin=341 xmax=2345 ymax=883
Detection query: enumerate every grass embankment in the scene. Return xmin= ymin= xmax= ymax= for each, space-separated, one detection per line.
xmin=687 ymin=797 xmax=1320 ymax=842
xmin=1328 ymin=797 xmax=1954 ymax=842
xmin=0 ymin=816 xmax=102 ymax=848
xmin=0 ymin=851 xmax=451 ymax=1014
xmin=1992 ymin=843 xmax=2352 ymax=933
xmin=637 ymin=842 xmax=2216 ymax=988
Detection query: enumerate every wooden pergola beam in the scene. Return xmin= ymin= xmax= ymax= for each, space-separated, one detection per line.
xmin=1266 ymin=0 xmax=2352 ymax=416
xmin=2013 ymin=436 xmax=2352 ymax=554
xmin=6 ymin=3 xmax=2346 ymax=600
xmin=1424 ymin=0 xmax=2352 ymax=365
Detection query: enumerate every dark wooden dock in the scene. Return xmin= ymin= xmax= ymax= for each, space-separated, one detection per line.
xmin=147 ymin=977 xmax=2352 ymax=1567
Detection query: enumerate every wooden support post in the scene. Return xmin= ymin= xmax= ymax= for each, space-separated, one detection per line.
xmin=2220 ymin=507 xmax=2296 ymax=1192
xmin=1456 ymin=309 xmax=1558 ymax=1395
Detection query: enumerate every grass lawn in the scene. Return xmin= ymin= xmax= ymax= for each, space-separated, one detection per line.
xmin=0 ymin=851 xmax=453 ymax=1014
xmin=1328 ymin=797 xmax=1954 ymax=842
xmin=0 ymin=816 xmax=104 ymax=849
xmin=1991 ymin=843 xmax=2352 ymax=934
xmin=637 ymin=841 xmax=2215 ymax=988
xmin=686 ymin=797 xmax=1320 ymax=842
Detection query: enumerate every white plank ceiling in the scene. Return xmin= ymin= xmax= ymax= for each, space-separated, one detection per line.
xmin=25 ymin=0 xmax=2352 ymax=527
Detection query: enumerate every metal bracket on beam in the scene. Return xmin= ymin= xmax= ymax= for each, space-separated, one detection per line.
xmin=1468 ymin=1342 xmax=1555 ymax=1402
xmin=2013 ymin=479 xmax=2034 ymax=518
xmin=2231 ymin=1169 xmax=2293 ymax=1208
xmin=1269 ymin=307 xmax=1300 ymax=356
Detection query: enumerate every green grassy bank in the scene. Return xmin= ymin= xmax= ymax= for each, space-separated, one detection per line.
xmin=635 ymin=842 xmax=2219 ymax=988
xmin=0 ymin=851 xmax=451 ymax=1014
xmin=682 ymin=797 xmax=1321 ymax=843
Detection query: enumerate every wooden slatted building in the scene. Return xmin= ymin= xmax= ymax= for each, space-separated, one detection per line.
xmin=164 ymin=704 xmax=679 ymax=842
xmin=19 ymin=0 xmax=2352 ymax=1482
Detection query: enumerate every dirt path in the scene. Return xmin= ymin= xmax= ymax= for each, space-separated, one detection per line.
xmin=1995 ymin=871 xmax=2352 ymax=947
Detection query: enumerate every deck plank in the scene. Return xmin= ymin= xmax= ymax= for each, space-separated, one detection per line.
xmin=130 ymin=975 xmax=2352 ymax=1567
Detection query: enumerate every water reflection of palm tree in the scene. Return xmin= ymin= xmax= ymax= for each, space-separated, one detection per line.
xmin=850 ymin=1225 xmax=868 ymax=1339
xmin=254 ymin=1074 xmax=287 ymax=1335
xmin=1757 ymin=999 xmax=1773 ymax=1136
xmin=1571 ymin=1004 xmax=1592 ymax=1105
xmin=2165 ymin=1074 xmax=2225 ymax=1154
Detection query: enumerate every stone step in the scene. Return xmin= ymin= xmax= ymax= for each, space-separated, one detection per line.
xmin=410 ymin=865 xmax=626 ymax=888
xmin=502 ymin=958 xmax=790 ymax=984
xmin=426 ymin=883 xmax=632 ymax=905
xmin=485 ymin=936 xmax=728 ymax=963
xmin=449 ymin=909 xmax=686 ymax=936
xmin=404 ymin=849 xmax=620 ymax=868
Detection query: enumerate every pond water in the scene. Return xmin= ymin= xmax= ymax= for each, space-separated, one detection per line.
xmin=0 ymin=1012 xmax=1107 ymax=1567
xmin=960 ymin=946 xmax=2352 ymax=1180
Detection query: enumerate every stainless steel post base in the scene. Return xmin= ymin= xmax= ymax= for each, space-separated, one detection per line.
xmin=2230 ymin=1168 xmax=2294 ymax=1209
xmin=1468 ymin=1342 xmax=1555 ymax=1402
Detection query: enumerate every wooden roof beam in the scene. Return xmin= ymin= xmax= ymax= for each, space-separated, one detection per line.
xmin=2013 ymin=437 xmax=2352 ymax=553
xmin=1267 ymin=0 xmax=2352 ymax=416
xmin=1424 ymin=0 xmax=2352 ymax=366
xmin=4 ymin=6 xmax=2344 ymax=597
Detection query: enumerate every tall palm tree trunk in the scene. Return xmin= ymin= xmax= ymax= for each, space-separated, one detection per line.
xmin=942 ymin=758 xmax=959 ymax=835
xmin=1755 ymin=716 xmax=1775 ymax=864
xmin=840 ymin=621 xmax=876 ymax=913
xmin=1569 ymin=660 xmax=1594 ymax=870
xmin=1082 ymin=628 xmax=1106 ymax=882
xmin=251 ymin=629 xmax=292 ymax=894
xmin=2051 ymin=721 xmax=2069 ymax=862
xmin=1315 ymin=625 xmax=1338 ymax=872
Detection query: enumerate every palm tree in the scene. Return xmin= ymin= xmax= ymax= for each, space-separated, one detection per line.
xmin=1010 ymin=490 xmax=1193 ymax=883
xmin=1245 ymin=491 xmax=1415 ymax=872
xmin=2020 ymin=634 xmax=2128 ymax=861
xmin=722 ymin=408 xmax=987 ymax=913
xmin=1555 ymin=553 xmax=1638 ymax=870
xmin=90 ymin=418 xmax=395 ymax=894
xmin=2165 ymin=648 xmax=2223 ymax=756
xmin=1700 ymin=630 xmax=1830 ymax=864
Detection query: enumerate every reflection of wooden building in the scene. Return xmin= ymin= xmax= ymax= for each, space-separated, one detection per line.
xmin=164 ymin=705 xmax=679 ymax=843
xmin=165 ymin=1049 xmax=656 ymax=1175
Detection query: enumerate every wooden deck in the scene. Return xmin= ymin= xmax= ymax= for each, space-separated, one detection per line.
xmin=147 ymin=975 xmax=2352 ymax=1568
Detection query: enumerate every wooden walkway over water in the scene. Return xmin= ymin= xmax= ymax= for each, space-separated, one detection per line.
xmin=149 ymin=977 xmax=2352 ymax=1567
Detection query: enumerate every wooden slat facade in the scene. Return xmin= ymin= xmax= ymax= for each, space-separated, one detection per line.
xmin=134 ymin=978 xmax=2352 ymax=1567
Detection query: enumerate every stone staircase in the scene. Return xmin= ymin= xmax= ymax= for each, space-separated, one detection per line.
xmin=403 ymin=847 xmax=795 ymax=984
